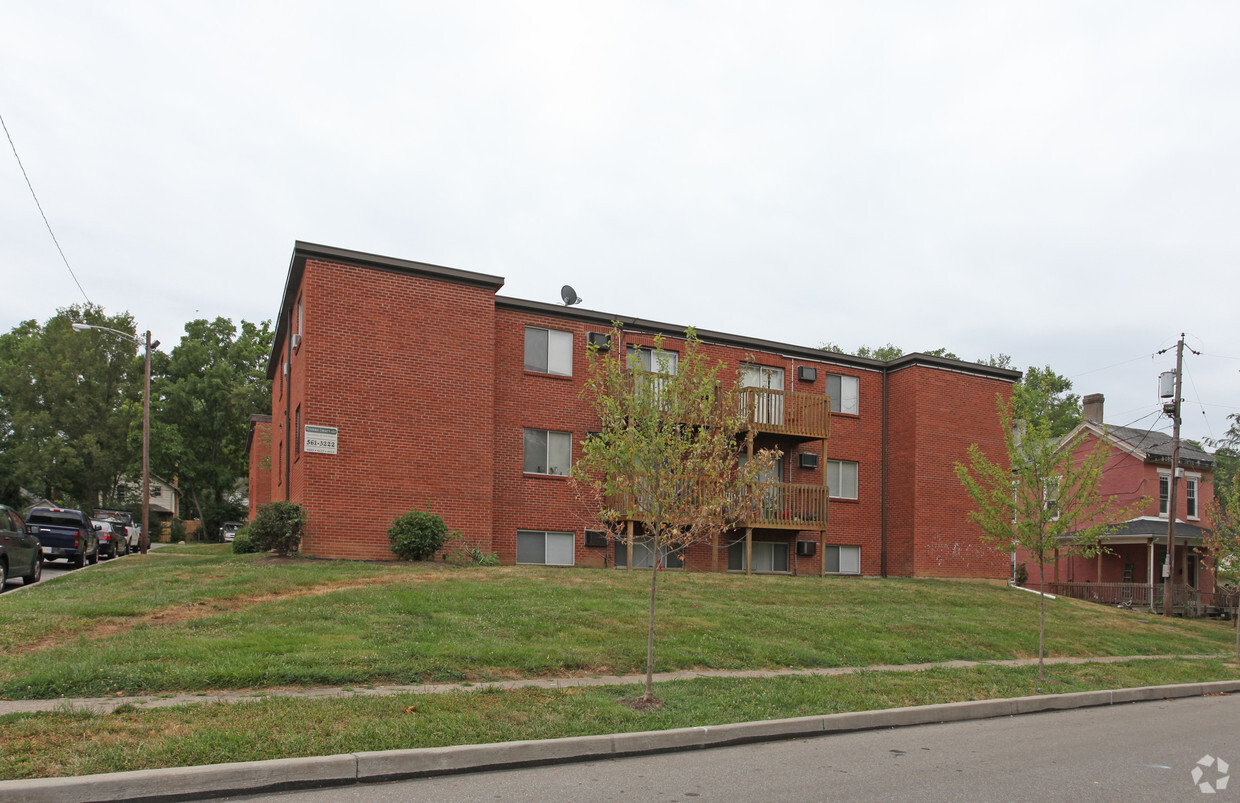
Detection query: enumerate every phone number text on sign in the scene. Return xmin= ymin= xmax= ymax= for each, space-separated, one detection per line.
xmin=304 ymin=424 xmax=338 ymax=455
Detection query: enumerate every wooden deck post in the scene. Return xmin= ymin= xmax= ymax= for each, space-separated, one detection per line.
xmin=626 ymin=520 xmax=634 ymax=570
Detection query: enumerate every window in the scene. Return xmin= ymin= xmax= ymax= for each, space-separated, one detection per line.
xmin=827 ymin=460 xmax=859 ymax=499
xmin=823 ymin=545 xmax=861 ymax=574
xmin=614 ymin=537 xmax=684 ymax=569
xmin=728 ymin=539 xmax=789 ymax=572
xmin=740 ymin=364 xmax=785 ymax=425
xmin=1043 ymin=477 xmax=1060 ymax=521
xmin=294 ymin=406 xmax=302 ymax=457
xmin=1159 ymin=474 xmax=1170 ymax=517
xmin=516 ymin=530 xmax=575 ymax=565
xmin=150 ymin=485 xmax=162 ymax=498
xmin=1186 ymin=475 xmax=1199 ymax=519
xmin=825 ymin=374 xmax=859 ymax=415
xmin=523 ymin=429 xmax=572 ymax=475
xmin=524 ymin=326 xmax=573 ymax=376
xmin=626 ymin=346 xmax=678 ymax=375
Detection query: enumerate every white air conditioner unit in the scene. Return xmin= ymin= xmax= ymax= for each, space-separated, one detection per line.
xmin=292 ymin=333 xmax=302 ymax=351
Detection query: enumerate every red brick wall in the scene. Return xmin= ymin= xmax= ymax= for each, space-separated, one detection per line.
xmin=285 ymin=259 xmax=498 ymax=560
xmin=887 ymin=365 xmax=1012 ymax=579
xmin=247 ymin=420 xmax=272 ymax=521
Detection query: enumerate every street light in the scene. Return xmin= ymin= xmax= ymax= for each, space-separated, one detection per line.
xmin=72 ymin=322 xmax=157 ymax=555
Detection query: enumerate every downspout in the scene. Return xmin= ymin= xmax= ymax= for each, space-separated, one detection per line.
xmin=880 ymin=369 xmax=888 ymax=577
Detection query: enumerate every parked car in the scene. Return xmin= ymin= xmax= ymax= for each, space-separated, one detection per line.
xmin=95 ymin=509 xmax=140 ymax=550
xmin=91 ymin=520 xmax=127 ymax=559
xmin=25 ymin=507 xmax=99 ymax=568
xmin=221 ymin=521 xmax=244 ymax=543
xmin=1 ymin=504 xmax=42 ymax=587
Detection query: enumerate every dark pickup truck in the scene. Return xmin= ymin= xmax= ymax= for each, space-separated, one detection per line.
xmin=26 ymin=507 xmax=99 ymax=568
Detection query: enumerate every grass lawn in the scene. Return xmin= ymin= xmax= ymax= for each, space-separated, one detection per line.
xmin=2 ymin=659 xmax=1238 ymax=781
xmin=1 ymin=546 xmax=1238 ymax=780
xmin=1 ymin=546 xmax=1234 ymax=700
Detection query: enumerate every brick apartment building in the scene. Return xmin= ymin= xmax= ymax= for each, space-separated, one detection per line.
xmin=247 ymin=242 xmax=1020 ymax=578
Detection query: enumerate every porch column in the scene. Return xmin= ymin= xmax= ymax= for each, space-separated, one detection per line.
xmin=1148 ymin=539 xmax=1155 ymax=588
xmin=712 ymin=531 xmax=719 ymax=573
xmin=745 ymin=527 xmax=753 ymax=576
xmin=626 ymin=521 xmax=634 ymax=571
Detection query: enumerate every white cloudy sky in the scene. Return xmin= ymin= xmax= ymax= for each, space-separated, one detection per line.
xmin=2 ymin=2 xmax=1237 ymax=444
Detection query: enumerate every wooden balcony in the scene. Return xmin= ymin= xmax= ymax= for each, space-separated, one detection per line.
xmin=605 ymin=481 xmax=828 ymax=531
xmin=738 ymin=387 xmax=830 ymax=440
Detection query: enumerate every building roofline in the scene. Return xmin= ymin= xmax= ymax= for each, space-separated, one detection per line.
xmin=262 ymin=242 xmax=1021 ymax=384
xmin=266 ymin=242 xmax=507 ymax=377
xmin=497 ymin=296 xmax=1022 ymax=381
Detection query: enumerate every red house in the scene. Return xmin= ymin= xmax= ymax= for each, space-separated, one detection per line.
xmin=247 ymin=242 xmax=1019 ymax=578
xmin=1020 ymin=393 xmax=1221 ymax=611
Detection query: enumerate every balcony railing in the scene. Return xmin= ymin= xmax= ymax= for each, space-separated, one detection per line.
xmin=738 ymin=387 xmax=830 ymax=439
xmin=604 ymin=481 xmax=828 ymax=531
xmin=1046 ymin=582 xmax=1239 ymax=619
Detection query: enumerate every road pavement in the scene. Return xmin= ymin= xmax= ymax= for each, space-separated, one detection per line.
xmin=235 ymin=693 xmax=1240 ymax=802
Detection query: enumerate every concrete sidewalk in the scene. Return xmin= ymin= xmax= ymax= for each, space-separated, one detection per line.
xmin=0 ymin=652 xmax=1222 ymax=717
xmin=3 ymin=673 xmax=1238 ymax=803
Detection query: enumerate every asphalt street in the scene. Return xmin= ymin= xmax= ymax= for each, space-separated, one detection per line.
xmin=237 ymin=694 xmax=1240 ymax=803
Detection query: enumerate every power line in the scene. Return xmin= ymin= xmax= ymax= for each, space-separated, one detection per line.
xmin=1 ymin=111 xmax=91 ymax=306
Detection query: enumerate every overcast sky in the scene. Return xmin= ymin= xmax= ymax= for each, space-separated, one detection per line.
xmin=3 ymin=2 xmax=1237 ymax=445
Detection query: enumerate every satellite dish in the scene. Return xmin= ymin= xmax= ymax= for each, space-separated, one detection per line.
xmin=561 ymin=285 xmax=583 ymax=306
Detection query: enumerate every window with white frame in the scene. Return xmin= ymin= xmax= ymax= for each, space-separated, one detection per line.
xmin=524 ymin=326 xmax=573 ymax=376
xmin=727 ymin=539 xmax=789 ymax=572
xmin=825 ymin=374 xmax=859 ymax=415
xmin=516 ymin=530 xmax=575 ymax=565
xmin=1044 ymin=477 xmax=1060 ymax=521
xmin=823 ymin=545 xmax=861 ymax=574
xmin=1159 ymin=473 xmax=1170 ymax=517
xmin=1186 ymin=474 xmax=1199 ymax=519
xmin=615 ymin=537 xmax=684 ymax=569
xmin=523 ymin=429 xmax=572 ymax=475
xmin=827 ymin=459 xmax=859 ymax=499
xmin=626 ymin=345 xmax=678 ymax=375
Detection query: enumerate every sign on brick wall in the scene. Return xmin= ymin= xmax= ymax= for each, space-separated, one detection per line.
xmin=304 ymin=424 xmax=338 ymax=455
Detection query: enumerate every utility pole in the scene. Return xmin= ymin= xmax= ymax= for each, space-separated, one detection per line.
xmin=1162 ymin=335 xmax=1184 ymax=617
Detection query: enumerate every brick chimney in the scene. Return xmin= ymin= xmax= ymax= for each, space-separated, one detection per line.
xmin=1082 ymin=393 xmax=1104 ymax=425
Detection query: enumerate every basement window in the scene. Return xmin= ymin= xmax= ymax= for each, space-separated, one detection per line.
xmin=516 ymin=530 xmax=575 ymax=566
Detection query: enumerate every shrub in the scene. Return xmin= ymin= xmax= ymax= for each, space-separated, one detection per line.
xmin=388 ymin=508 xmax=450 ymax=561
xmin=231 ymin=527 xmax=260 ymax=554
xmin=447 ymin=541 xmax=501 ymax=567
xmin=250 ymin=501 xmax=306 ymax=557
xmin=169 ymin=518 xmax=187 ymax=542
xmin=1015 ymin=562 xmax=1029 ymax=586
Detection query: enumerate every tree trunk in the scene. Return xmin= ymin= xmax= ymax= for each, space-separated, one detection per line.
xmin=1038 ymin=560 xmax=1046 ymax=684
xmin=644 ymin=557 xmax=659 ymax=702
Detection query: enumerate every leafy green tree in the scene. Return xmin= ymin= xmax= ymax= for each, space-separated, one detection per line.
xmin=0 ymin=305 xmax=141 ymax=508
xmin=1014 ymin=365 xmax=1081 ymax=438
xmin=955 ymin=396 xmax=1140 ymax=681
xmin=154 ymin=318 xmax=272 ymax=538
xmin=1202 ymin=479 xmax=1240 ymax=662
xmin=572 ymin=327 xmax=779 ymax=706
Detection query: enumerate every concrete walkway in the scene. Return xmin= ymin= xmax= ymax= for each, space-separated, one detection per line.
xmin=0 ymin=653 xmax=1222 ymax=717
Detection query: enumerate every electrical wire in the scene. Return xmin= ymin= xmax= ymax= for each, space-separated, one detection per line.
xmin=1 ymin=111 xmax=91 ymax=306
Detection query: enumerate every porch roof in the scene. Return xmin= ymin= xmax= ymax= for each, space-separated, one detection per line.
xmin=1064 ymin=516 xmax=1212 ymax=543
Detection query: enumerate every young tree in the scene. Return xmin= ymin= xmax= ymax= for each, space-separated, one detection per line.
xmin=955 ymin=396 xmax=1139 ymax=681
xmin=1203 ymin=462 xmax=1240 ymax=663
xmin=1014 ymin=365 xmax=1081 ymax=438
xmin=572 ymin=327 xmax=779 ymax=706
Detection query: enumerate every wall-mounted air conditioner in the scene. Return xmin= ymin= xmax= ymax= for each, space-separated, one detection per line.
xmin=292 ymin=334 xmax=302 ymax=351
xmin=796 ymin=541 xmax=817 ymax=557
xmin=797 ymin=366 xmax=817 ymax=382
xmin=584 ymin=530 xmax=608 ymax=547
xmin=799 ymin=453 xmax=819 ymax=469
xmin=587 ymin=332 xmax=611 ymax=350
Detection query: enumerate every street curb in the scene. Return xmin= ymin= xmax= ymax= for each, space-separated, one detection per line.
xmin=4 ymin=679 xmax=1239 ymax=802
